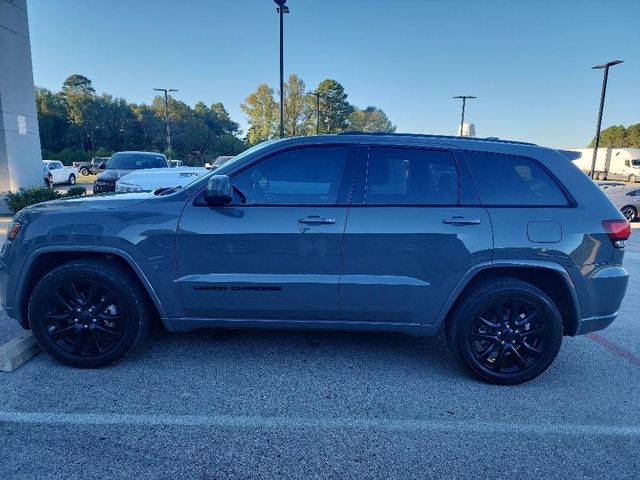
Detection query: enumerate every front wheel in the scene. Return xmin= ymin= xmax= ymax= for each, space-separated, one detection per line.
xmin=80 ymin=167 xmax=90 ymax=176
xmin=68 ymin=174 xmax=76 ymax=185
xmin=629 ymin=175 xmax=637 ymax=183
xmin=446 ymin=278 xmax=562 ymax=385
xmin=29 ymin=259 xmax=150 ymax=368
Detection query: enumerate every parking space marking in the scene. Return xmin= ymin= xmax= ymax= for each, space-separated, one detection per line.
xmin=587 ymin=332 xmax=640 ymax=366
xmin=1 ymin=411 xmax=639 ymax=437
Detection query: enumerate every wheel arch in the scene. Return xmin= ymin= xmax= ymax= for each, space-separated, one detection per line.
xmin=437 ymin=261 xmax=582 ymax=336
xmin=17 ymin=246 xmax=167 ymax=329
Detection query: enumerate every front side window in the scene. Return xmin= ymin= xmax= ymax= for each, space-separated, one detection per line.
xmin=466 ymin=152 xmax=569 ymax=206
xmin=364 ymin=147 xmax=459 ymax=205
xmin=231 ymin=146 xmax=352 ymax=205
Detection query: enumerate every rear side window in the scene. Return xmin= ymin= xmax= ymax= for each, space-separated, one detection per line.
xmin=465 ymin=152 xmax=569 ymax=206
xmin=365 ymin=147 xmax=459 ymax=205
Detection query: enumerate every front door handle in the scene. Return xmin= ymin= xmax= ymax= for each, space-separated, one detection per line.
xmin=443 ymin=216 xmax=481 ymax=225
xmin=299 ymin=216 xmax=336 ymax=225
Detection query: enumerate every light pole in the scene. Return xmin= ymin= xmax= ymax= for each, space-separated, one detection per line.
xmin=274 ymin=0 xmax=289 ymax=138
xmin=153 ymin=87 xmax=178 ymax=159
xmin=307 ymin=91 xmax=322 ymax=134
xmin=589 ymin=60 xmax=623 ymax=179
xmin=453 ymin=95 xmax=476 ymax=137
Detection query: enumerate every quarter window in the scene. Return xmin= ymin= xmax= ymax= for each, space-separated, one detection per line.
xmin=466 ymin=152 xmax=569 ymax=206
xmin=365 ymin=147 xmax=459 ymax=205
xmin=231 ymin=146 xmax=352 ymax=205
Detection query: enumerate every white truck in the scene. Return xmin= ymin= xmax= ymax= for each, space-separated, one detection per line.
xmin=42 ymin=160 xmax=79 ymax=187
xmin=566 ymin=147 xmax=640 ymax=182
xmin=115 ymin=167 xmax=208 ymax=193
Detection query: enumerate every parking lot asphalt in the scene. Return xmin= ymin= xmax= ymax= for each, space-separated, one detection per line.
xmin=0 ymin=229 xmax=639 ymax=479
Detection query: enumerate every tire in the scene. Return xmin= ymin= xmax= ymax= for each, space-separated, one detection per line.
xmin=68 ymin=174 xmax=76 ymax=185
xmin=629 ymin=175 xmax=637 ymax=183
xmin=621 ymin=205 xmax=637 ymax=222
xmin=28 ymin=259 xmax=150 ymax=368
xmin=445 ymin=277 xmax=562 ymax=385
xmin=47 ymin=174 xmax=53 ymax=188
xmin=80 ymin=167 xmax=90 ymax=176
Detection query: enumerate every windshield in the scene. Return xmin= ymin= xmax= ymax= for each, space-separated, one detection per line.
xmin=107 ymin=153 xmax=166 ymax=170
xmin=632 ymin=159 xmax=640 ymax=167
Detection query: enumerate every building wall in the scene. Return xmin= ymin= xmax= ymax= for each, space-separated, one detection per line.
xmin=0 ymin=0 xmax=43 ymax=212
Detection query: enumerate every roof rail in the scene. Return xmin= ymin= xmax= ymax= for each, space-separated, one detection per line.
xmin=337 ymin=131 xmax=537 ymax=146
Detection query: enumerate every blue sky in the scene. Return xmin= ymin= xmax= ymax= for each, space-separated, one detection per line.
xmin=27 ymin=0 xmax=640 ymax=147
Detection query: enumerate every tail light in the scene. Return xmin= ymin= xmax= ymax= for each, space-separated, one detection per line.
xmin=602 ymin=219 xmax=631 ymax=247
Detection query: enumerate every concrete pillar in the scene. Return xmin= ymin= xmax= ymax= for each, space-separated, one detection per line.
xmin=0 ymin=0 xmax=43 ymax=213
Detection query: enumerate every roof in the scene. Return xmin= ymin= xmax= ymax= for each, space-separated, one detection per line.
xmin=337 ymin=131 xmax=537 ymax=146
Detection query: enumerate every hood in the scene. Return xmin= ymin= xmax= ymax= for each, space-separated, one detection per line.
xmin=96 ymin=169 xmax=136 ymax=181
xmin=21 ymin=191 xmax=154 ymax=214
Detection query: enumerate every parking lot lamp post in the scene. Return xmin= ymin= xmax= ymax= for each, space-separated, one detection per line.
xmin=153 ymin=88 xmax=178 ymax=159
xmin=274 ymin=0 xmax=289 ymax=138
xmin=590 ymin=60 xmax=624 ymax=179
xmin=307 ymin=91 xmax=322 ymax=134
xmin=453 ymin=95 xmax=476 ymax=137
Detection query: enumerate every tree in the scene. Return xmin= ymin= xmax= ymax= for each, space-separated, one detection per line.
xmin=283 ymin=74 xmax=314 ymax=137
xmin=349 ymin=106 xmax=396 ymax=132
xmin=35 ymin=87 xmax=68 ymax=153
xmin=61 ymin=74 xmax=97 ymax=151
xmin=627 ymin=124 xmax=640 ymax=148
xmin=241 ymin=84 xmax=278 ymax=145
xmin=315 ymin=79 xmax=354 ymax=133
xmin=590 ymin=125 xmax=627 ymax=148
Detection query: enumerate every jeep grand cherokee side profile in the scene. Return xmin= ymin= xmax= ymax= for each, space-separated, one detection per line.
xmin=0 ymin=133 xmax=630 ymax=384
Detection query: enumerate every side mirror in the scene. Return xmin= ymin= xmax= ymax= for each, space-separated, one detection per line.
xmin=204 ymin=175 xmax=232 ymax=205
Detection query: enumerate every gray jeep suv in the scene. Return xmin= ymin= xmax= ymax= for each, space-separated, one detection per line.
xmin=0 ymin=133 xmax=631 ymax=384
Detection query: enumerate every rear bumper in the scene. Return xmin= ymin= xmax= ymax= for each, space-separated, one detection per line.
xmin=574 ymin=265 xmax=628 ymax=335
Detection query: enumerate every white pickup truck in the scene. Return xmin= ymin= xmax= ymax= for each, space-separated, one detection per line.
xmin=43 ymin=160 xmax=79 ymax=187
xmin=115 ymin=167 xmax=208 ymax=193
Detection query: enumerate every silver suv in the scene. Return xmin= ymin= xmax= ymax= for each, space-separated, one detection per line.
xmin=0 ymin=133 xmax=630 ymax=384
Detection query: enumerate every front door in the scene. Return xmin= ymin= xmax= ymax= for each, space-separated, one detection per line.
xmin=340 ymin=145 xmax=493 ymax=325
xmin=176 ymin=145 xmax=357 ymax=320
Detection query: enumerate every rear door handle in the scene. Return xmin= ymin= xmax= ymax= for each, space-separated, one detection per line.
xmin=443 ymin=216 xmax=481 ymax=225
xmin=299 ymin=216 xmax=336 ymax=225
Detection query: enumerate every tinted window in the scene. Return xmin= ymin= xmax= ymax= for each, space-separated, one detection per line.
xmin=232 ymin=146 xmax=351 ymax=205
xmin=107 ymin=153 xmax=167 ymax=170
xmin=365 ymin=147 xmax=458 ymax=205
xmin=466 ymin=152 xmax=568 ymax=206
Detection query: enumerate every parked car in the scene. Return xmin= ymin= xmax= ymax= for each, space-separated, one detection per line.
xmin=604 ymin=185 xmax=640 ymax=221
xmin=115 ymin=167 xmax=208 ymax=193
xmin=42 ymin=160 xmax=78 ymax=187
xmin=596 ymin=181 xmax=626 ymax=190
xmin=93 ymin=151 xmax=169 ymax=193
xmin=2 ymin=134 xmax=629 ymax=384
xmin=73 ymin=157 xmax=110 ymax=176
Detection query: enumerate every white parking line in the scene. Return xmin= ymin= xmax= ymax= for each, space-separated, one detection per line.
xmin=1 ymin=411 xmax=639 ymax=437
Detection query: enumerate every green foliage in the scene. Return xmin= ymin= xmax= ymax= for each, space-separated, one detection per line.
xmin=65 ymin=186 xmax=87 ymax=197
xmin=315 ymin=79 xmax=354 ymax=133
xmin=350 ymin=106 xmax=396 ymax=133
xmin=36 ymin=74 xmax=247 ymax=164
xmin=4 ymin=185 xmax=88 ymax=214
xmin=590 ymin=124 xmax=640 ymax=148
xmin=4 ymin=186 xmax=62 ymax=213
xmin=284 ymin=74 xmax=314 ymax=137
xmin=241 ymin=84 xmax=278 ymax=145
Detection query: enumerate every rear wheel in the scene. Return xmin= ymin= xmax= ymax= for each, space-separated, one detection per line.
xmin=621 ymin=205 xmax=637 ymax=222
xmin=446 ymin=278 xmax=562 ymax=385
xmin=29 ymin=259 xmax=150 ymax=368
xmin=68 ymin=174 xmax=76 ymax=185
xmin=80 ymin=167 xmax=90 ymax=176
xmin=629 ymin=174 xmax=637 ymax=183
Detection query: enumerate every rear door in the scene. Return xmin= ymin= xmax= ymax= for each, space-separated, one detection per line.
xmin=176 ymin=145 xmax=357 ymax=320
xmin=339 ymin=145 xmax=493 ymax=325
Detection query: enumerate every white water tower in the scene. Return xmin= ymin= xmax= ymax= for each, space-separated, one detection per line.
xmin=457 ymin=122 xmax=476 ymax=137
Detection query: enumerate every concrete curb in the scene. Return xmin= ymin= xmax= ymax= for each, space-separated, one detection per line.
xmin=0 ymin=332 xmax=41 ymax=372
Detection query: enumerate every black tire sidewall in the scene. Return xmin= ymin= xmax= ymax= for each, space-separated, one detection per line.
xmin=69 ymin=174 xmax=76 ymax=185
xmin=81 ymin=168 xmax=89 ymax=176
xmin=622 ymin=206 xmax=637 ymax=222
xmin=29 ymin=262 xmax=146 ymax=368
xmin=450 ymin=282 xmax=563 ymax=385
